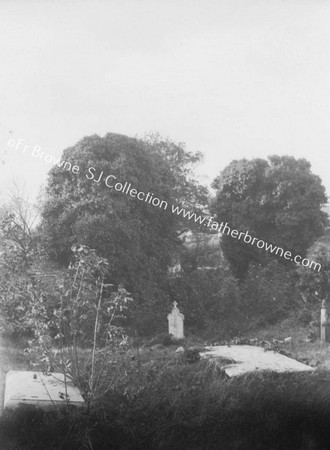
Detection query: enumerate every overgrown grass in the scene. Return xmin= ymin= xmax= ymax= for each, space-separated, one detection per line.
xmin=2 ymin=348 xmax=330 ymax=449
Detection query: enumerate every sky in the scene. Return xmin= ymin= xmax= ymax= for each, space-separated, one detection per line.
xmin=0 ymin=0 xmax=330 ymax=204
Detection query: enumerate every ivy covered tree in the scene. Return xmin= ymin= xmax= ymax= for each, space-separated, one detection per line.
xmin=212 ymin=156 xmax=328 ymax=278
xmin=40 ymin=133 xmax=208 ymax=318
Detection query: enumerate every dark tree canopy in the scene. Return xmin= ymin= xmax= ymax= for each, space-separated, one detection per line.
xmin=298 ymin=230 xmax=330 ymax=303
xmin=211 ymin=155 xmax=328 ymax=277
xmin=40 ymin=133 xmax=207 ymax=305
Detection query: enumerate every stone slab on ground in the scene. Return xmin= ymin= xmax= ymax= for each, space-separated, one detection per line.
xmin=4 ymin=371 xmax=86 ymax=410
xmin=201 ymin=345 xmax=314 ymax=377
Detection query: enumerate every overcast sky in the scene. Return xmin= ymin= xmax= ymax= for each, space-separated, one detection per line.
xmin=1 ymin=0 xmax=330 ymax=204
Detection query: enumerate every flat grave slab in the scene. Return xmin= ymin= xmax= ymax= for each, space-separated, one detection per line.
xmin=4 ymin=371 xmax=86 ymax=410
xmin=201 ymin=345 xmax=314 ymax=377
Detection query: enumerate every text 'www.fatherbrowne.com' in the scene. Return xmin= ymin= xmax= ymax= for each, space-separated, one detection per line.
xmin=171 ymin=204 xmax=321 ymax=272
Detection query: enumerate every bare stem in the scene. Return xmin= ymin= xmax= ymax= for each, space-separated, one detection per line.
xmin=89 ymin=276 xmax=104 ymax=401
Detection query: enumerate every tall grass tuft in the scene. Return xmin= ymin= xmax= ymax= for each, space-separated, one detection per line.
xmin=2 ymin=355 xmax=330 ymax=449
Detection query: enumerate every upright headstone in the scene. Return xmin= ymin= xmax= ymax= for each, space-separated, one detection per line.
xmin=167 ymin=301 xmax=184 ymax=339
xmin=321 ymin=300 xmax=327 ymax=344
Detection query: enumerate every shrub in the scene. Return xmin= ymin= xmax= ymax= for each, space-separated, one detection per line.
xmin=241 ymin=260 xmax=300 ymax=327
xmin=297 ymin=236 xmax=330 ymax=303
xmin=3 ymin=365 xmax=330 ymax=449
xmin=168 ymin=267 xmax=242 ymax=335
xmin=25 ymin=245 xmax=133 ymax=406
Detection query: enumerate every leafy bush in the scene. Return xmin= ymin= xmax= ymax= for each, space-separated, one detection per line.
xmin=298 ymin=234 xmax=330 ymax=304
xmin=0 ymin=204 xmax=41 ymax=336
xmin=241 ymin=260 xmax=300 ymax=327
xmin=130 ymin=286 xmax=170 ymax=336
xmin=25 ymin=245 xmax=133 ymax=405
xmin=168 ymin=267 xmax=242 ymax=336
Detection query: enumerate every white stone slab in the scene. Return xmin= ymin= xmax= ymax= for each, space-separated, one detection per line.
xmin=4 ymin=371 xmax=86 ymax=410
xmin=201 ymin=345 xmax=314 ymax=377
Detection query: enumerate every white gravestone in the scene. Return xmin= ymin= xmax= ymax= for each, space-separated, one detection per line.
xmin=321 ymin=300 xmax=327 ymax=344
xmin=167 ymin=301 xmax=184 ymax=339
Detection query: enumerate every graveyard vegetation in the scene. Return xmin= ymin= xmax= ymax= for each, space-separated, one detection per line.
xmin=0 ymin=133 xmax=329 ymax=448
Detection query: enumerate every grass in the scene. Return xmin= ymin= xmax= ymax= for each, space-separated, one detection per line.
xmin=1 ymin=363 xmax=330 ymax=449
xmin=2 ymin=340 xmax=330 ymax=449
xmin=3 ymin=320 xmax=330 ymax=449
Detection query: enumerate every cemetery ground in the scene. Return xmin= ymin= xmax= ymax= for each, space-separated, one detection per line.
xmin=1 ymin=314 xmax=330 ymax=449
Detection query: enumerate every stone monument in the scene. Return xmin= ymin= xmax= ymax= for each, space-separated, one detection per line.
xmin=321 ymin=299 xmax=327 ymax=344
xmin=167 ymin=301 xmax=184 ymax=339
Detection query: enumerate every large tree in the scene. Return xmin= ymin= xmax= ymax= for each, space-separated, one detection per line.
xmin=40 ymin=133 xmax=207 ymax=310
xmin=211 ymin=156 xmax=328 ymax=277
xmin=0 ymin=182 xmax=40 ymax=273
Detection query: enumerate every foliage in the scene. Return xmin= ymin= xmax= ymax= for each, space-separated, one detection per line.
xmin=168 ymin=266 xmax=242 ymax=335
xmin=26 ymin=245 xmax=133 ymax=404
xmin=0 ymin=187 xmax=41 ymax=335
xmin=0 ymin=183 xmax=40 ymax=270
xmin=2 ymin=360 xmax=330 ymax=449
xmin=212 ymin=156 xmax=328 ymax=277
xmin=298 ymin=230 xmax=330 ymax=303
xmin=182 ymin=347 xmax=201 ymax=363
xmin=40 ymin=133 xmax=208 ymax=309
xmin=179 ymin=229 xmax=224 ymax=272
xmin=143 ymin=132 xmax=208 ymax=212
xmin=241 ymin=260 xmax=301 ymax=326
xmin=128 ymin=283 xmax=170 ymax=336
